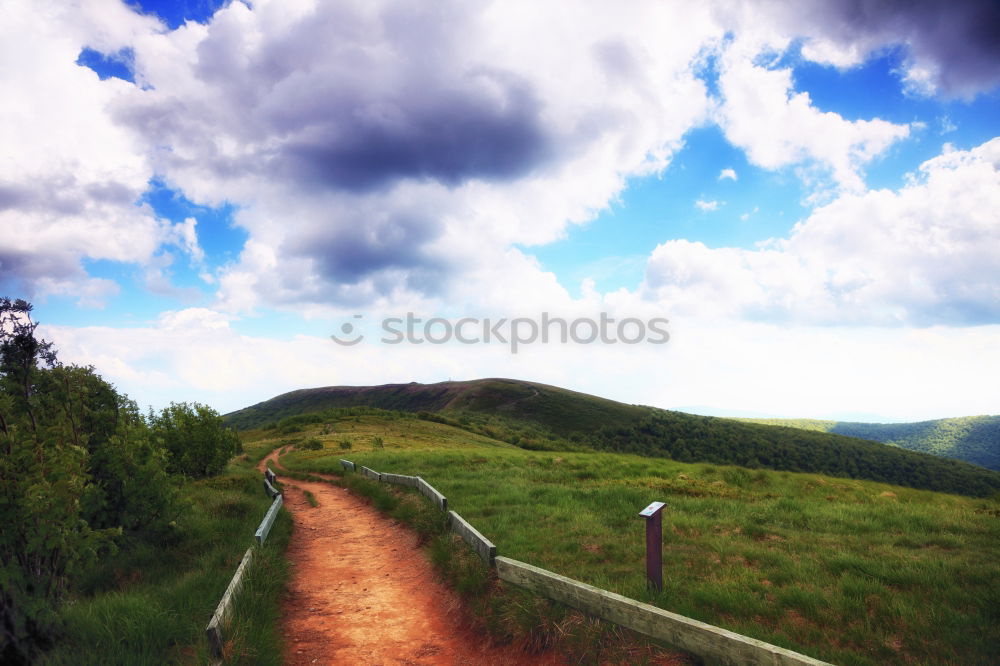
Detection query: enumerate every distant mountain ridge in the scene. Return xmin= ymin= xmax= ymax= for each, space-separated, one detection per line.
xmin=738 ymin=416 xmax=1000 ymax=472
xmin=225 ymin=378 xmax=1000 ymax=497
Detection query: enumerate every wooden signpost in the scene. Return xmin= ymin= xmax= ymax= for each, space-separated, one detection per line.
xmin=639 ymin=501 xmax=666 ymax=592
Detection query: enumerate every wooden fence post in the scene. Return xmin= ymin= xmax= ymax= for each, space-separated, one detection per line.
xmin=639 ymin=501 xmax=665 ymax=592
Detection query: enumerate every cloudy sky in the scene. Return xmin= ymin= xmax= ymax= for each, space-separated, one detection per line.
xmin=3 ymin=0 xmax=999 ymax=421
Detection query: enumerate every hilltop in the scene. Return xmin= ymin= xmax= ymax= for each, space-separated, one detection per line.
xmin=738 ymin=416 xmax=1000 ymax=472
xmin=224 ymin=378 xmax=648 ymax=434
xmin=225 ymin=378 xmax=1000 ymax=497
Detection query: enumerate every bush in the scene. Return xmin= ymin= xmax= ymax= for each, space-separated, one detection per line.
xmin=301 ymin=438 xmax=323 ymax=451
xmin=150 ymin=402 xmax=241 ymax=479
xmin=339 ymin=439 xmax=352 ymax=450
xmin=372 ymin=436 xmax=384 ymax=449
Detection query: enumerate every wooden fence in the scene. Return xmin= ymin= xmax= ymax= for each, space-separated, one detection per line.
xmin=205 ymin=547 xmax=254 ymax=658
xmin=255 ymin=495 xmax=283 ymax=546
xmin=341 ymin=459 xmax=832 ymax=666
xmin=496 ymin=557 xmax=830 ymax=666
xmin=205 ymin=470 xmax=284 ymax=660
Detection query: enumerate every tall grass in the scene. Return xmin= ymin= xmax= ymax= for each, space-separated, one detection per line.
xmin=40 ymin=446 xmax=291 ymax=665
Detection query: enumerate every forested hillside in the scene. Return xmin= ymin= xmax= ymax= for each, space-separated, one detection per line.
xmin=740 ymin=416 xmax=1000 ymax=471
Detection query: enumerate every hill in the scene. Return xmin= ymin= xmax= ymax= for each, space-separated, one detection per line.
xmin=226 ymin=379 xmax=1000 ymax=497
xmin=738 ymin=416 xmax=1000 ymax=472
xmin=225 ymin=378 xmax=648 ymax=434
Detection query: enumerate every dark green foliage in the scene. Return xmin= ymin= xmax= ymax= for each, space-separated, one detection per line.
xmin=225 ymin=378 xmax=1000 ymax=497
xmin=150 ymin=402 xmax=241 ymax=478
xmin=0 ymin=299 xmax=182 ymax=662
xmin=300 ymin=437 xmax=323 ymax=450
xmin=590 ymin=411 xmax=1000 ymax=497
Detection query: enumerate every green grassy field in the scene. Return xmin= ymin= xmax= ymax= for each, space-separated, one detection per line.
xmin=38 ymin=442 xmax=291 ymax=665
xmin=253 ymin=413 xmax=1000 ymax=666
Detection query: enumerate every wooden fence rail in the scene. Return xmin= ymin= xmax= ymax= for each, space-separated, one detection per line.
xmin=255 ymin=495 xmax=283 ymax=546
xmin=206 ymin=467 xmax=286 ymax=659
xmin=415 ymin=476 xmax=447 ymax=512
xmin=449 ymin=511 xmax=496 ymax=565
xmin=495 ymin=557 xmax=831 ymax=666
xmin=381 ymin=472 xmax=420 ymax=488
xmin=206 ymin=547 xmax=255 ymax=658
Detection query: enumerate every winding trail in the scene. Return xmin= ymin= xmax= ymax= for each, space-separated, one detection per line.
xmin=260 ymin=451 xmax=563 ymax=665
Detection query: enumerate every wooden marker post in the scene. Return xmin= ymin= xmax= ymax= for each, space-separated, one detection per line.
xmin=639 ymin=501 xmax=666 ymax=592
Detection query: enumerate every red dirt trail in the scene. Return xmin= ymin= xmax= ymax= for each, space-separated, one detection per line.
xmin=260 ymin=451 xmax=564 ymax=665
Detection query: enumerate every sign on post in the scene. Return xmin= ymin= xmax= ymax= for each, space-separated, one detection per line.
xmin=639 ymin=501 xmax=666 ymax=592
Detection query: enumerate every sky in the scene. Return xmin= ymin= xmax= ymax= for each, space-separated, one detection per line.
xmin=2 ymin=0 xmax=999 ymax=422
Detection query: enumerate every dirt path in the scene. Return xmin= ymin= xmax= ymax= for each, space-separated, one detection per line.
xmin=260 ymin=452 xmax=563 ymax=665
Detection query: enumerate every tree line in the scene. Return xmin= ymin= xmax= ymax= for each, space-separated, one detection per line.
xmin=0 ymin=298 xmax=240 ymax=663
xmin=590 ymin=410 xmax=1000 ymax=497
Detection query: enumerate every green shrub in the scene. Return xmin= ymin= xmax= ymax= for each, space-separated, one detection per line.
xmin=150 ymin=402 xmax=241 ymax=479
xmin=300 ymin=438 xmax=323 ymax=451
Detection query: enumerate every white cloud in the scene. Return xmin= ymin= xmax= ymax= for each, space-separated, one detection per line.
xmin=165 ymin=217 xmax=206 ymax=265
xmin=715 ymin=39 xmax=911 ymax=194
xmin=0 ymin=1 xmax=163 ymax=298
xmin=107 ymin=0 xmax=722 ymax=314
xmin=641 ymin=138 xmax=1000 ymax=325
xmin=695 ymin=199 xmax=722 ymax=211
xmin=5 ymin=0 xmax=992 ymax=320
xmin=718 ymin=168 xmax=738 ymax=181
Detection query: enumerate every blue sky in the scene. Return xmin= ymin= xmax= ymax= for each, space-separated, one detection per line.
xmin=3 ymin=0 xmax=1000 ymax=420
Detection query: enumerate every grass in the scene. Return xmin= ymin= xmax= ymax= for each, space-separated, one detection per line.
xmin=40 ymin=441 xmax=291 ymax=665
xmin=264 ymin=415 xmax=1000 ymax=666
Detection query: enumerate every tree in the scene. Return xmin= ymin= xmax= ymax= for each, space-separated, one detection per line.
xmin=150 ymin=402 xmax=241 ymax=479
xmin=0 ymin=299 xmax=109 ymax=662
xmin=0 ymin=299 xmax=180 ymax=662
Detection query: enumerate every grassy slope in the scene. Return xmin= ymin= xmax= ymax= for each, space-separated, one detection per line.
xmin=40 ymin=442 xmax=291 ymax=665
xmin=225 ymin=378 xmax=648 ymax=434
xmin=258 ymin=414 xmax=1000 ymax=666
xmin=740 ymin=416 xmax=1000 ymax=471
xmin=225 ymin=379 xmax=1000 ymax=497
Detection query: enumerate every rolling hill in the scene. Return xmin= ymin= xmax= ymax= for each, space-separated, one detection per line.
xmin=225 ymin=378 xmax=1000 ymax=497
xmin=738 ymin=416 xmax=1000 ymax=472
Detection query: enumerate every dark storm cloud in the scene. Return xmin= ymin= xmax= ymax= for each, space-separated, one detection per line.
xmin=286 ymin=212 xmax=444 ymax=287
xmin=120 ymin=1 xmax=554 ymax=195
xmin=790 ymin=0 xmax=1000 ymax=96
xmin=0 ymin=177 xmax=139 ymax=219
xmin=280 ymin=71 xmax=550 ymax=192
xmin=0 ymin=248 xmax=79 ymax=290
